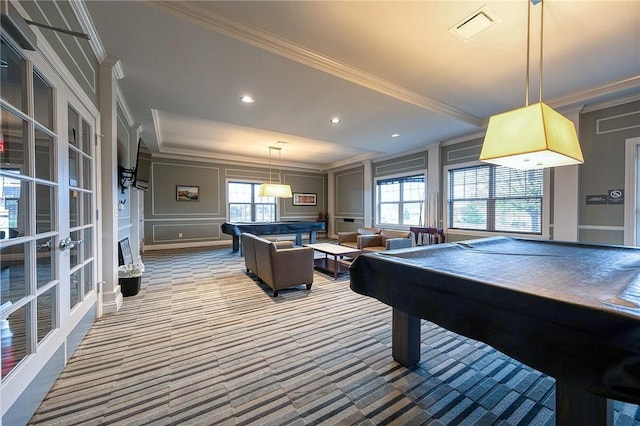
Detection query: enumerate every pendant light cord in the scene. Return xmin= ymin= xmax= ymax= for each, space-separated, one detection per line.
xmin=525 ymin=0 xmax=531 ymax=107
xmin=268 ymin=147 xmax=273 ymax=184
xmin=539 ymin=0 xmax=544 ymax=103
xmin=525 ymin=0 xmax=545 ymax=106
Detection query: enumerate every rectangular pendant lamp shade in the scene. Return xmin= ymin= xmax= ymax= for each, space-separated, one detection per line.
xmin=480 ymin=102 xmax=584 ymax=169
xmin=259 ymin=144 xmax=293 ymax=198
xmin=480 ymin=0 xmax=584 ymax=170
xmin=258 ymin=183 xmax=293 ymax=198
xmin=480 ymin=102 xmax=583 ymax=170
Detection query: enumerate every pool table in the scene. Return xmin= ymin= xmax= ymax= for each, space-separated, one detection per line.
xmin=350 ymin=236 xmax=640 ymax=425
xmin=221 ymin=221 xmax=325 ymax=252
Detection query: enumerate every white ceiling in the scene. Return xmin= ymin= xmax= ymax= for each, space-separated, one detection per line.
xmin=85 ymin=1 xmax=640 ymax=171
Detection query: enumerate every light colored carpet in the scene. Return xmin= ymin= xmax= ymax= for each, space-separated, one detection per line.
xmin=30 ymin=245 xmax=640 ymax=425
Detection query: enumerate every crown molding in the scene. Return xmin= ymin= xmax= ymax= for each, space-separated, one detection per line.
xmin=548 ymin=75 xmax=640 ymax=111
xmin=153 ymin=149 xmax=327 ymax=173
xmin=151 ymin=1 xmax=483 ymax=128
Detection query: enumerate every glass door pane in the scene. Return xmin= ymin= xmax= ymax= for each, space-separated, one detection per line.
xmin=1 ymin=47 xmax=60 ymax=380
xmin=67 ymin=106 xmax=96 ymax=307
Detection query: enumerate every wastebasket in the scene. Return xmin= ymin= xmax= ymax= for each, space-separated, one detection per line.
xmin=118 ymin=263 xmax=145 ymax=297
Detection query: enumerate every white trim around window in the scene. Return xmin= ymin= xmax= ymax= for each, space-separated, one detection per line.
xmin=373 ymin=171 xmax=427 ymax=229
xmin=443 ymin=160 xmax=551 ymax=239
xmin=225 ymin=178 xmax=279 ymax=222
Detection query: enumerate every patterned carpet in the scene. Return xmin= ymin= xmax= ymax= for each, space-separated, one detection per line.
xmin=30 ymin=244 xmax=640 ymax=425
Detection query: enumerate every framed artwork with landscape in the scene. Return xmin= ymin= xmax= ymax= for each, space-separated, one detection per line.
xmin=292 ymin=192 xmax=317 ymax=206
xmin=176 ymin=185 xmax=199 ymax=201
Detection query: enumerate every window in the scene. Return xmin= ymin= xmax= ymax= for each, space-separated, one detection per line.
xmin=376 ymin=175 xmax=425 ymax=226
xmin=228 ymin=182 xmax=276 ymax=222
xmin=448 ymin=164 xmax=543 ymax=234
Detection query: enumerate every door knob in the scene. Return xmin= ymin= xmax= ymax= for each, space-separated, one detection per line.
xmin=59 ymin=237 xmax=83 ymax=251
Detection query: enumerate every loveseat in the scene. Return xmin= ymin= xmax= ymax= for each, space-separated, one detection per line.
xmin=241 ymin=232 xmax=314 ymax=297
xmin=358 ymin=229 xmax=414 ymax=252
xmin=337 ymin=228 xmax=414 ymax=253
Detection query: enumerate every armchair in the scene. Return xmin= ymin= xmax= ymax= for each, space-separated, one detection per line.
xmin=242 ymin=233 xmax=314 ymax=297
xmin=337 ymin=227 xmax=380 ymax=249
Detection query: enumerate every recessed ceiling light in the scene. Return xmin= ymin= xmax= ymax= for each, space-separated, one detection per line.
xmin=330 ymin=117 xmax=341 ymax=124
xmin=391 ymin=133 xmax=400 ymax=138
xmin=240 ymin=95 xmax=254 ymax=104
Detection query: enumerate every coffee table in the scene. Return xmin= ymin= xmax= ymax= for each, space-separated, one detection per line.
xmin=304 ymin=243 xmax=362 ymax=280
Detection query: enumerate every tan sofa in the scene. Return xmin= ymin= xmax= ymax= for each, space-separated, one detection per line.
xmin=241 ymin=233 xmax=314 ymax=297
xmin=337 ymin=227 xmax=380 ymax=249
xmin=358 ymin=229 xmax=414 ymax=252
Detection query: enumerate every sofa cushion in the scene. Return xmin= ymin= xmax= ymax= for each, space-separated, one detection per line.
xmin=380 ymin=229 xmax=411 ymax=240
xmin=357 ymin=227 xmax=380 ymax=235
xmin=362 ymin=245 xmax=386 ymax=252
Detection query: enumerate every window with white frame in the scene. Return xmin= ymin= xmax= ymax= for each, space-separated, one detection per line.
xmin=376 ymin=175 xmax=425 ymax=226
xmin=228 ymin=182 xmax=276 ymax=222
xmin=447 ymin=164 xmax=543 ymax=234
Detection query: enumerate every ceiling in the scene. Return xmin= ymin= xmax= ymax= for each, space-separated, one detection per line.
xmin=84 ymin=1 xmax=640 ymax=171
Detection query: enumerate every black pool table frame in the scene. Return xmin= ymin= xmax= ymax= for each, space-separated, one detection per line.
xmin=350 ymin=237 xmax=640 ymax=425
xmin=221 ymin=221 xmax=325 ymax=253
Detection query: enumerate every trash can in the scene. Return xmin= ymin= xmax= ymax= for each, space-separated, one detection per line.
xmin=118 ymin=263 xmax=145 ymax=297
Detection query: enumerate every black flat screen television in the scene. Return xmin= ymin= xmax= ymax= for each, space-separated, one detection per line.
xmin=133 ymin=138 xmax=150 ymax=191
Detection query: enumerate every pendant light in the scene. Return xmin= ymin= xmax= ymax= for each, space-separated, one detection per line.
xmin=479 ymin=0 xmax=584 ymax=170
xmin=258 ymin=145 xmax=293 ymax=198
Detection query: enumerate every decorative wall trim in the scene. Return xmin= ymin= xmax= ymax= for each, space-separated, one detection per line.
xmin=577 ymin=225 xmax=624 ymax=231
xmin=144 ymin=240 xmax=228 ymax=251
xmin=151 ymin=162 xmax=221 ymax=216
xmin=281 ymin=173 xmax=326 ymax=216
xmin=335 ymin=169 xmax=364 ymax=217
xmin=596 ymin=111 xmax=640 ymax=135
xmin=70 ymin=0 xmax=107 ymax=63
xmin=374 ymin=156 xmax=426 ymax=176
xmin=446 ymin=144 xmax=482 ymax=163
xmin=32 ymin=1 xmax=97 ymax=94
xmin=225 ymin=168 xmax=271 ymax=180
xmin=145 ymin=217 xmax=226 ymax=222
xmin=582 ymin=93 xmax=640 ymax=114
xmin=11 ymin=2 xmax=99 ymax=118
xmin=151 ymin=223 xmax=221 ymax=241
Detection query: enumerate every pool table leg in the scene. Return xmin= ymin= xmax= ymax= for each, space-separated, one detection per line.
xmin=392 ymin=308 xmax=421 ymax=367
xmin=556 ymin=381 xmax=612 ymax=426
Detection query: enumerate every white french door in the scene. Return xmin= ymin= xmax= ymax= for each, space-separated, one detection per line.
xmin=624 ymin=137 xmax=640 ymax=246
xmin=0 ymin=34 xmax=97 ymax=410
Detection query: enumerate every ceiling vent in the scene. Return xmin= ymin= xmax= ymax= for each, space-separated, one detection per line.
xmin=449 ymin=5 xmax=500 ymax=42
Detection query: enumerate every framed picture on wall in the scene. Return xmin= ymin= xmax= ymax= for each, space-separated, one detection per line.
xmin=292 ymin=192 xmax=317 ymax=206
xmin=176 ymin=185 xmax=199 ymax=201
